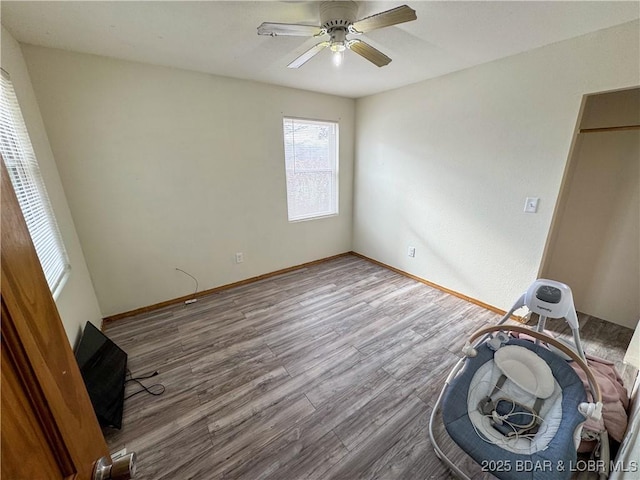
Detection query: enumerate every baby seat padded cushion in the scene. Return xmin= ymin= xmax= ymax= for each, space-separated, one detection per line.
xmin=494 ymin=345 xmax=555 ymax=399
xmin=442 ymin=339 xmax=587 ymax=480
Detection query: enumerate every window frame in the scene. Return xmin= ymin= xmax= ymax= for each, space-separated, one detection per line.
xmin=282 ymin=116 xmax=339 ymax=222
xmin=0 ymin=69 xmax=70 ymax=298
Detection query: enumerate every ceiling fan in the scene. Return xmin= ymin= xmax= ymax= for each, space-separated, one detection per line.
xmin=257 ymin=1 xmax=417 ymax=68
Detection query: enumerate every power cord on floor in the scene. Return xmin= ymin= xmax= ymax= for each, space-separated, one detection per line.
xmin=124 ymin=369 xmax=166 ymax=400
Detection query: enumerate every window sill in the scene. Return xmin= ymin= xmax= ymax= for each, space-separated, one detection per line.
xmin=288 ymin=212 xmax=339 ymax=223
xmin=52 ymin=268 xmax=71 ymax=301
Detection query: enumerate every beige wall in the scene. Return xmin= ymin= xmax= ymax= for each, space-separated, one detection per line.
xmin=21 ymin=46 xmax=355 ymax=317
xmin=543 ymin=89 xmax=639 ymax=328
xmin=8 ymin=20 xmax=638 ymax=324
xmin=353 ymin=21 xmax=640 ymax=314
xmin=1 ymin=27 xmax=103 ymax=345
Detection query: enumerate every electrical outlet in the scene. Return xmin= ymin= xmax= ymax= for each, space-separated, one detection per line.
xmin=235 ymin=252 xmax=244 ymax=264
xmin=408 ymin=246 xmax=416 ymax=258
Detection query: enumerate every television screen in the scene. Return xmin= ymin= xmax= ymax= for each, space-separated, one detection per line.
xmin=74 ymin=321 xmax=127 ymax=429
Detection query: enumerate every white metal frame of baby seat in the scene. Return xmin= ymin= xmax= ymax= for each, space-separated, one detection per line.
xmin=428 ymin=305 xmax=608 ymax=480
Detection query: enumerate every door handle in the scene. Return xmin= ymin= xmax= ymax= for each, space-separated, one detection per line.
xmin=94 ymin=452 xmax=137 ymax=480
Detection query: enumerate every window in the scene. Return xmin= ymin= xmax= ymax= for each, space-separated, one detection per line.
xmin=0 ymin=70 xmax=70 ymax=296
xmin=283 ymin=117 xmax=338 ymax=221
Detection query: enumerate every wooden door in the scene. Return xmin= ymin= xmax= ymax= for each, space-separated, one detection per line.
xmin=1 ymin=160 xmax=110 ymax=479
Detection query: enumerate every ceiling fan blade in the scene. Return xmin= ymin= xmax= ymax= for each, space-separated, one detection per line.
xmin=348 ymin=39 xmax=391 ymax=67
xmin=350 ymin=5 xmax=417 ymax=34
xmin=287 ymin=41 xmax=330 ymax=68
xmin=258 ymin=22 xmax=324 ymax=37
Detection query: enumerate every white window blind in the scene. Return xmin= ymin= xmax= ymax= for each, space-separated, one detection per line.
xmin=0 ymin=70 xmax=70 ymax=296
xmin=283 ymin=117 xmax=338 ymax=221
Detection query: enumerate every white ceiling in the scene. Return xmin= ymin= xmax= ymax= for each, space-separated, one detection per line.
xmin=2 ymin=1 xmax=638 ymax=98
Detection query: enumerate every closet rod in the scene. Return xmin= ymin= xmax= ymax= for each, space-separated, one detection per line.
xmin=580 ymin=124 xmax=640 ymax=133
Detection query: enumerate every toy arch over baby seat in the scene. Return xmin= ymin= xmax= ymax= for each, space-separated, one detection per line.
xmin=429 ymin=279 xmax=608 ymax=480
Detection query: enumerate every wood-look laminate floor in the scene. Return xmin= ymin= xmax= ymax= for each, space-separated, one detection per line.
xmin=103 ymin=255 xmax=635 ymax=480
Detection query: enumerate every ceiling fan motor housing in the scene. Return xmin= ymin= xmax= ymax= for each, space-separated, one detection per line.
xmin=319 ymin=1 xmax=358 ymax=31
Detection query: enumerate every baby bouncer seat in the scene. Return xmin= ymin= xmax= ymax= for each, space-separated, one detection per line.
xmin=429 ymin=279 xmax=608 ymax=479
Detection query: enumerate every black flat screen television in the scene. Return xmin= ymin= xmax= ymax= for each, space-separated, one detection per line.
xmin=74 ymin=321 xmax=127 ymax=429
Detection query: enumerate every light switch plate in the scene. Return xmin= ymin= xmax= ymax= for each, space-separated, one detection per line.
xmin=524 ymin=197 xmax=539 ymax=213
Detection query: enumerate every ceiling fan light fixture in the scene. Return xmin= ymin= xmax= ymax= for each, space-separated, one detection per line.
xmin=332 ymin=49 xmax=345 ymax=66
xmin=329 ymin=26 xmax=347 ymax=66
xmin=329 ymin=26 xmax=347 ymax=46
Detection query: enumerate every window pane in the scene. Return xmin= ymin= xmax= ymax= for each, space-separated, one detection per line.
xmin=283 ymin=117 xmax=338 ymax=221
